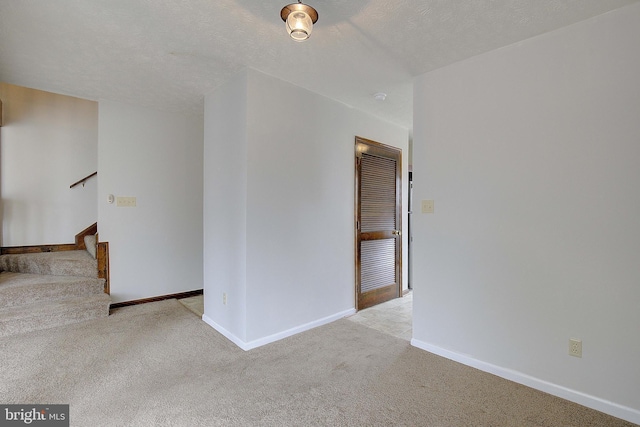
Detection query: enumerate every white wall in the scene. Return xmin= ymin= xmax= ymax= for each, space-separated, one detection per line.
xmin=0 ymin=83 xmax=98 ymax=246
xmin=203 ymin=70 xmax=249 ymax=341
xmin=204 ymin=69 xmax=408 ymax=349
xmin=98 ymin=100 xmax=204 ymax=303
xmin=412 ymin=3 xmax=640 ymax=423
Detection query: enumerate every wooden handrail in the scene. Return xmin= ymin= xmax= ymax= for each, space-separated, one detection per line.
xmin=70 ymin=171 xmax=97 ymax=188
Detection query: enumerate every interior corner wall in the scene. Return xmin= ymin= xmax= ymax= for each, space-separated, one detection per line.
xmin=412 ymin=3 xmax=640 ymax=423
xmin=98 ymin=100 xmax=204 ymax=303
xmin=0 ymin=83 xmax=98 ymax=246
xmin=203 ymin=68 xmax=408 ymax=348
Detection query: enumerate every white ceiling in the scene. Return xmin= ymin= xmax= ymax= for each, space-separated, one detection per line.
xmin=1 ymin=0 xmax=638 ymax=129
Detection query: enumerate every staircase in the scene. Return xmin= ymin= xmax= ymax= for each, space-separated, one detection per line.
xmin=0 ymin=250 xmax=110 ymax=337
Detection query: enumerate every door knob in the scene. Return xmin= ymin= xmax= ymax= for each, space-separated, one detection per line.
xmin=392 ymin=230 xmax=402 ymax=236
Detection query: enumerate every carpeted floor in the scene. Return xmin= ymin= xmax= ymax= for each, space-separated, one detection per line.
xmin=0 ymin=299 xmax=635 ymax=426
xmin=177 ymin=294 xmax=204 ymax=316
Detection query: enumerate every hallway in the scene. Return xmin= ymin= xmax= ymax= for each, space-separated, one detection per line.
xmin=345 ymin=292 xmax=412 ymax=341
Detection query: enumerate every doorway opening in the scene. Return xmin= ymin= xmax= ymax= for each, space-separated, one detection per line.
xmin=354 ymin=136 xmax=402 ymax=311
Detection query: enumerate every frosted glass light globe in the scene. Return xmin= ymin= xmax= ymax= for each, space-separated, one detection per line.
xmin=286 ymin=10 xmax=313 ymax=41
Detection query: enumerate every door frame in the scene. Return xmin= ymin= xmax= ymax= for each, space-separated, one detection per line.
xmin=354 ymin=136 xmax=402 ymax=311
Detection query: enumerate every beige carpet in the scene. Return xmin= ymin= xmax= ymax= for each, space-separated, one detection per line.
xmin=0 ymin=299 xmax=635 ymax=426
xmin=0 ymin=250 xmax=99 ymax=278
xmin=177 ymin=294 xmax=204 ymax=316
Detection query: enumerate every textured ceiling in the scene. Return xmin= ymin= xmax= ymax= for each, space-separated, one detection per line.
xmin=1 ymin=0 xmax=638 ymax=129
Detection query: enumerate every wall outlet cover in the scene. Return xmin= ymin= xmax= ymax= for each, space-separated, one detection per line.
xmin=569 ymin=338 xmax=582 ymax=358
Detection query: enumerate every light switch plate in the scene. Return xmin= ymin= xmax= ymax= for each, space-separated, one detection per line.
xmin=421 ymin=200 xmax=434 ymax=214
xmin=116 ymin=196 xmax=136 ymax=207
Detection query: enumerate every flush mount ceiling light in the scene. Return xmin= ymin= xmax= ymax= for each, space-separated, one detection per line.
xmin=373 ymin=92 xmax=387 ymax=101
xmin=280 ymin=1 xmax=318 ymax=42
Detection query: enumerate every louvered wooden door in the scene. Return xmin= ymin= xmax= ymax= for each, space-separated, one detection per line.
xmin=355 ymin=137 xmax=402 ymax=310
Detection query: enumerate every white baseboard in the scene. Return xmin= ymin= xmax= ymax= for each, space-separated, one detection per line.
xmin=411 ymin=339 xmax=640 ymax=425
xmin=201 ymin=315 xmax=250 ymax=350
xmin=203 ymin=308 xmax=356 ymax=351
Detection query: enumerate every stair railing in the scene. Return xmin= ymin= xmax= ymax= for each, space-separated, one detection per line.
xmin=70 ymin=171 xmax=97 ymax=188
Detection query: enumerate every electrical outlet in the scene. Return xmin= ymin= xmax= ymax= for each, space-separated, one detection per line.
xmin=569 ymin=338 xmax=582 ymax=358
xmin=222 ymin=293 xmax=227 ymax=305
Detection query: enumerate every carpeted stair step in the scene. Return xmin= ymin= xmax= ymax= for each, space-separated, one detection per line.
xmin=0 ymin=250 xmax=98 ymax=278
xmin=0 ymin=293 xmax=111 ymax=338
xmin=0 ymin=271 xmax=105 ymax=307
